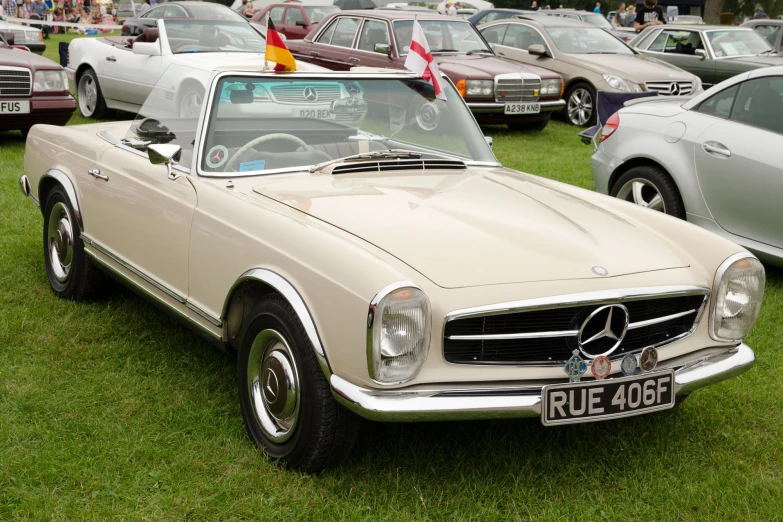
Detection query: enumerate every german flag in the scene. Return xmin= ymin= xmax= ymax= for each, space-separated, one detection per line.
xmin=266 ymin=18 xmax=296 ymax=72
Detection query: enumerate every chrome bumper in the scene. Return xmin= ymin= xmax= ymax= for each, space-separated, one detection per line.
xmin=468 ymin=99 xmax=566 ymax=114
xmin=330 ymin=344 xmax=755 ymax=422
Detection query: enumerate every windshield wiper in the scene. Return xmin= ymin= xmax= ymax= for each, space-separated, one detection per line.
xmin=433 ymin=49 xmax=460 ymax=53
xmin=585 ymin=51 xmax=616 ymax=54
xmin=759 ymin=49 xmax=778 ymax=55
xmin=310 ymin=149 xmax=423 ymax=173
xmin=466 ymin=49 xmax=491 ymax=55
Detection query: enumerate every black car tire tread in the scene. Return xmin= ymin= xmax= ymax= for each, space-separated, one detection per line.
xmin=611 ymin=165 xmax=686 ymax=219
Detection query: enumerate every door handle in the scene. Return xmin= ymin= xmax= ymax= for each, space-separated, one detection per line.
xmin=106 ymin=56 xmax=116 ymax=62
xmin=310 ymin=51 xmax=320 ymax=57
xmin=348 ymin=57 xmax=360 ymax=63
xmin=702 ymin=141 xmax=731 ymax=157
xmin=88 ymin=169 xmax=109 ymax=181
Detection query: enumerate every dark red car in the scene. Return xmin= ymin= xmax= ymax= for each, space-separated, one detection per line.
xmin=251 ymin=4 xmax=340 ymax=40
xmin=0 ymin=45 xmax=75 ymax=138
xmin=287 ymin=10 xmax=565 ymax=130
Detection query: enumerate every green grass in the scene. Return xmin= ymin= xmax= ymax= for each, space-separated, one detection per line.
xmin=2 ymin=47 xmax=783 ymax=519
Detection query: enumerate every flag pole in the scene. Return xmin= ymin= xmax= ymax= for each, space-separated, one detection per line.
xmin=263 ymin=13 xmax=270 ymax=72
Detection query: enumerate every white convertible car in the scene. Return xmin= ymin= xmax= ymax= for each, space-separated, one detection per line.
xmin=66 ymin=18 xmax=311 ymax=119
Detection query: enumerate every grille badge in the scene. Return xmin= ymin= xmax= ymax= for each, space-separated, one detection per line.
xmin=577 ymin=304 xmax=629 ymax=358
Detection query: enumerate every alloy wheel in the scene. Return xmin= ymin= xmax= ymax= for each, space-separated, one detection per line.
xmin=78 ymin=75 xmax=97 ymax=117
xmin=47 ymin=202 xmax=74 ymax=283
xmin=180 ymin=90 xmax=203 ymax=118
xmin=567 ymin=87 xmax=593 ymax=126
xmin=246 ymin=329 xmax=300 ymax=443
xmin=616 ymin=178 xmax=666 ymax=212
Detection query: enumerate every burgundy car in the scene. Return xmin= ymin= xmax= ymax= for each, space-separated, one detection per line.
xmin=251 ymin=4 xmax=340 ymax=40
xmin=0 ymin=45 xmax=75 ymax=138
xmin=287 ymin=10 xmax=565 ymax=130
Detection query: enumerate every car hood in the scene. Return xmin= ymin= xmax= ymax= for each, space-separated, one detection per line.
xmin=434 ymin=53 xmax=558 ymax=80
xmin=721 ymin=54 xmax=783 ymax=67
xmin=252 ymin=168 xmax=689 ymax=288
xmin=563 ymin=53 xmax=695 ymax=82
xmin=0 ymin=47 xmax=60 ymax=69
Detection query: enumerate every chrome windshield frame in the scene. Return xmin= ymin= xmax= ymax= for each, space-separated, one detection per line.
xmin=193 ymin=70 xmax=500 ymax=179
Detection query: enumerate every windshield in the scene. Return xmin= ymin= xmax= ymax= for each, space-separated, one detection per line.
xmin=186 ymin=5 xmax=249 ymax=22
xmin=165 ymin=20 xmax=266 ymax=54
xmin=393 ymin=20 xmax=491 ymax=54
xmin=303 ymin=6 xmax=339 ymax=23
xmin=548 ymin=27 xmax=633 ymax=54
xmin=580 ymin=13 xmax=613 ymax=30
xmin=196 ymin=75 xmax=495 ymax=174
xmin=707 ymin=30 xmax=772 ymax=57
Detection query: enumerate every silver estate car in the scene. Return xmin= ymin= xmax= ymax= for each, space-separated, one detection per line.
xmin=592 ymin=66 xmax=783 ymax=267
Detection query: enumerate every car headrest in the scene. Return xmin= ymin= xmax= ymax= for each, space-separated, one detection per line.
xmin=134 ymin=28 xmax=159 ymax=45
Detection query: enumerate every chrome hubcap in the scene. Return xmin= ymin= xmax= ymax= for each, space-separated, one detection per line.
xmin=616 ymin=178 xmax=666 ymax=212
xmin=415 ymin=101 xmax=440 ymax=131
xmin=47 ymin=202 xmax=74 ymax=283
xmin=180 ymin=91 xmax=203 ymax=118
xmin=567 ymin=88 xmax=593 ymax=126
xmin=247 ymin=329 xmax=300 ymax=443
xmin=78 ymin=75 xmax=97 ymax=116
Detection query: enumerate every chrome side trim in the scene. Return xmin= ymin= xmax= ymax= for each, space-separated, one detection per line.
xmin=85 ymin=245 xmax=222 ymax=341
xmin=187 ymin=302 xmax=223 ymax=327
xmin=222 ymin=269 xmax=327 ymax=361
xmin=445 ymin=285 xmax=710 ymax=322
xmin=81 ymin=234 xmax=186 ymax=304
xmin=38 ymin=169 xmax=83 ymax=231
xmin=330 ymin=344 xmax=755 ymax=422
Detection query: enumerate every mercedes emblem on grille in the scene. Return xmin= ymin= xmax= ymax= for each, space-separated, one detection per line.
xmin=303 ymin=86 xmax=318 ymax=102
xmin=577 ymin=304 xmax=629 ymax=358
xmin=669 ymin=82 xmax=681 ymax=96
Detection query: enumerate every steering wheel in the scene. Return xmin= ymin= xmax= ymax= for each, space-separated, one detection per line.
xmin=226 ymin=133 xmax=311 ymax=171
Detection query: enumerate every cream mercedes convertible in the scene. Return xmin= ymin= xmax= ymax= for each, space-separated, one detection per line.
xmin=20 ymin=64 xmax=765 ymax=473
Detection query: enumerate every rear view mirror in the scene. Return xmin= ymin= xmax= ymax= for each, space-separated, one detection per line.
xmin=528 ymin=44 xmax=548 ymax=57
xmin=133 ymin=41 xmax=161 ymax=56
xmin=695 ymin=49 xmax=707 ymax=60
xmin=148 ymin=143 xmax=182 ymax=180
xmin=374 ymin=43 xmax=392 ymax=55
xmin=295 ymin=20 xmax=308 ymax=27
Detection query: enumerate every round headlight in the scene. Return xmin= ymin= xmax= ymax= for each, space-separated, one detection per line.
xmin=367 ymin=283 xmax=432 ymax=384
xmin=711 ymin=254 xmax=765 ymax=342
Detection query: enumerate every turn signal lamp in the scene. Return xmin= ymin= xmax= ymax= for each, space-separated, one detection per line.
xmin=600 ymin=112 xmax=620 ymax=143
xmin=455 ymin=79 xmax=467 ymax=98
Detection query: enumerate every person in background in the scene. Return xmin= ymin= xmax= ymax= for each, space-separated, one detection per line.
xmin=530 ymin=1 xmax=539 ymax=11
xmin=447 ymin=1 xmax=457 ymax=16
xmin=52 ymin=6 xmax=63 ymax=33
xmin=635 ymin=0 xmax=665 ymax=31
xmin=753 ymin=7 xmax=768 ymax=19
xmin=623 ymin=5 xmax=635 ymax=27
xmin=139 ymin=0 xmax=150 ymax=14
xmin=3 ymin=0 xmax=19 ymax=18
xmin=544 ymin=4 xmax=550 ymax=9
xmin=22 ymin=0 xmax=33 ymax=18
xmin=244 ymin=2 xmax=254 ymax=17
xmin=236 ymin=0 xmax=248 ymax=15
xmin=593 ymin=2 xmax=601 ymax=14
xmin=614 ymin=2 xmax=626 ymax=26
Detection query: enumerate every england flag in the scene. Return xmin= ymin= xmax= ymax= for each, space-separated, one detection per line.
xmin=403 ymin=20 xmax=447 ymax=100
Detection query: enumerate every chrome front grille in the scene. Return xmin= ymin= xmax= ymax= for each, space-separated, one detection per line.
xmin=443 ymin=292 xmax=708 ymax=365
xmin=495 ymin=77 xmax=540 ymax=102
xmin=0 ymin=67 xmax=32 ymax=97
xmin=645 ymin=80 xmax=694 ymax=96
xmin=270 ymin=84 xmax=342 ymax=104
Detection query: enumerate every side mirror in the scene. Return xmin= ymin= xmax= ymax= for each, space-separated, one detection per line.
xmin=133 ymin=41 xmax=161 ymax=56
xmin=4 ymin=32 xmax=14 ymax=46
xmin=374 ymin=42 xmax=391 ymax=55
xmin=295 ymin=20 xmax=308 ymax=27
xmin=484 ymin=136 xmax=493 ymax=149
xmin=528 ymin=44 xmax=548 ymax=57
xmin=695 ymin=49 xmax=707 ymax=60
xmin=148 ymin=143 xmax=182 ymax=180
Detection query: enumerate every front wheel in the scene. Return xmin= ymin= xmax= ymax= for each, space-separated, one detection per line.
xmin=179 ymin=85 xmax=205 ymax=119
xmin=237 ymin=295 xmax=360 ymax=473
xmin=564 ymin=82 xmax=596 ymax=126
xmin=610 ymin=166 xmax=686 ymax=219
xmin=77 ymin=68 xmax=107 ymax=119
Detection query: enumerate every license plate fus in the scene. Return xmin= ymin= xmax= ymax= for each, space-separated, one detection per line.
xmin=542 ymin=370 xmax=675 ymax=426
xmin=504 ymin=102 xmax=540 ymax=115
xmin=0 ymin=101 xmax=30 ymax=114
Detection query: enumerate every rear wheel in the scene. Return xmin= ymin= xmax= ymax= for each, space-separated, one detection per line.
xmin=564 ymin=82 xmax=596 ymax=126
xmin=237 ymin=295 xmax=360 ymax=473
xmin=179 ymin=84 xmax=205 ymax=119
xmin=507 ymin=114 xmax=551 ymax=132
xmin=77 ymin=68 xmax=107 ymax=119
xmin=610 ymin=166 xmax=686 ymax=219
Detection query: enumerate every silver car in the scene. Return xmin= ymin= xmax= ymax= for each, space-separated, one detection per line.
xmin=592 ymin=66 xmax=783 ymax=267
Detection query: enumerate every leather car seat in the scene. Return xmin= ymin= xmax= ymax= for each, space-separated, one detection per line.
xmin=133 ymin=28 xmax=160 ymax=45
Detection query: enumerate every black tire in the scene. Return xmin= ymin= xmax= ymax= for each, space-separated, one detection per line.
xmin=610 ymin=165 xmax=686 ymax=219
xmin=76 ymin=68 xmax=107 ymax=119
xmin=237 ymin=294 xmax=360 ymax=473
xmin=507 ymin=114 xmax=551 ymax=132
xmin=43 ymin=185 xmax=105 ymax=300
xmin=564 ymin=82 xmax=597 ymax=126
